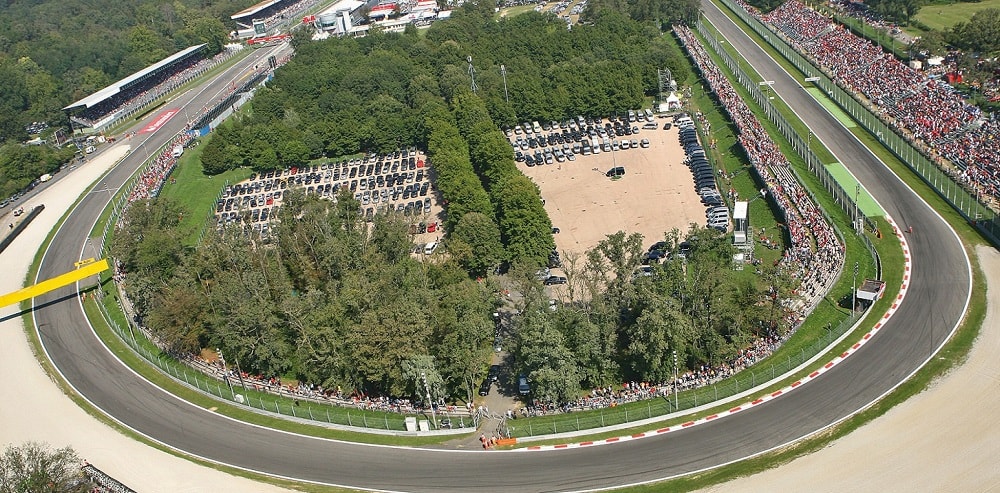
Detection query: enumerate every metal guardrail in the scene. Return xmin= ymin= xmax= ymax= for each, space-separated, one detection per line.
xmin=715 ymin=0 xmax=1000 ymax=247
xmin=694 ymin=20 xmax=881 ymax=280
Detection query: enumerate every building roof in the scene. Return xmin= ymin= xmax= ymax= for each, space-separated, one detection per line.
xmin=319 ymin=0 xmax=364 ymax=15
xmin=733 ymin=200 xmax=748 ymax=221
xmin=231 ymin=0 xmax=283 ymax=20
xmin=64 ymin=44 xmax=206 ymax=111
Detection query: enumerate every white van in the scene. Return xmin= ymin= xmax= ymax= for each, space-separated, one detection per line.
xmin=171 ymin=145 xmax=184 ymax=158
xmin=424 ymin=241 xmax=438 ymax=255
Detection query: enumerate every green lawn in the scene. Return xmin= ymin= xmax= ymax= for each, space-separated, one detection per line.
xmin=156 ymin=139 xmax=250 ymax=246
xmin=824 ymin=162 xmax=884 ymax=216
xmin=913 ymin=0 xmax=1000 ymax=31
xmin=497 ymin=4 xmax=539 ymax=18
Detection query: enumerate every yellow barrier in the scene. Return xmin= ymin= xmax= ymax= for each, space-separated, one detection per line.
xmin=0 ymin=258 xmax=110 ymax=308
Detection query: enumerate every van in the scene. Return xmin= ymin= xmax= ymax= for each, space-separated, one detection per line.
xmin=171 ymin=145 xmax=184 ymax=158
xmin=606 ymin=166 xmax=625 ymax=178
xmin=518 ymin=374 xmax=530 ymax=395
xmin=424 ymin=241 xmax=438 ymax=255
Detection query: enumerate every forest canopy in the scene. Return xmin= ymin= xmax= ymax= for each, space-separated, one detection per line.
xmin=112 ymin=3 xmax=804 ymax=406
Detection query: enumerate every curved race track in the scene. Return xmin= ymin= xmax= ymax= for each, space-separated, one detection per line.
xmin=32 ymin=8 xmax=971 ymax=492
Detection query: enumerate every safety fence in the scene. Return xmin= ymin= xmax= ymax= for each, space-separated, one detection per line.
xmin=693 ymin=20 xmax=881 ymax=281
xmin=509 ymin=316 xmax=855 ymax=437
xmin=716 ymin=0 xmax=1000 ymax=246
xmin=89 ymin=56 xmax=473 ymax=434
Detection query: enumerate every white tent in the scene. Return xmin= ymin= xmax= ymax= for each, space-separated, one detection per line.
xmin=665 ymin=92 xmax=682 ymax=110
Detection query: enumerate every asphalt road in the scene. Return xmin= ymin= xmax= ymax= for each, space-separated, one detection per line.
xmin=31 ymin=9 xmax=971 ymax=492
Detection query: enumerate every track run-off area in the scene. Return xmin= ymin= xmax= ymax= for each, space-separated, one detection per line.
xmin=1 ymin=2 xmax=981 ymax=492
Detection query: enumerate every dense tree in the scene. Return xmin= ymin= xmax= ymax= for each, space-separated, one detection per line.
xmin=449 ymin=212 xmax=506 ymax=276
xmin=111 ymin=198 xmax=187 ymax=316
xmin=0 ymin=140 xmax=76 ymax=198
xmin=949 ymin=8 xmax=1000 ymax=55
xmin=493 ymin=173 xmax=555 ymax=267
xmin=513 ymin=307 xmax=580 ymax=403
xmin=0 ymin=442 xmax=90 ymax=493
xmin=430 ymin=279 xmax=497 ymax=401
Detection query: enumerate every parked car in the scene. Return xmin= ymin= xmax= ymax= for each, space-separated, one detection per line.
xmin=543 ymin=275 xmax=568 ymax=285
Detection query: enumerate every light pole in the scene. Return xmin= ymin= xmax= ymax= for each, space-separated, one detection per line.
xmin=852 ymin=261 xmax=859 ymax=315
xmin=500 ymin=64 xmax=509 ymax=104
xmin=672 ymin=350 xmax=678 ymax=411
xmin=854 ymin=183 xmax=861 ymax=233
xmin=467 ymin=56 xmax=478 ymax=94
xmin=421 ymin=372 xmax=436 ymax=428
xmin=758 ymin=80 xmax=774 ymax=102
xmin=217 ymin=348 xmax=236 ymax=398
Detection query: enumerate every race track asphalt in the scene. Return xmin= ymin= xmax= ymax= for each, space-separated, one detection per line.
xmin=31 ymin=10 xmax=972 ymax=492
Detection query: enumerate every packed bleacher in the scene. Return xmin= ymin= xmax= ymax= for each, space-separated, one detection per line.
xmin=235 ymin=0 xmax=323 ymax=31
xmin=754 ymin=0 xmax=1000 ymax=203
xmin=126 ymin=135 xmax=192 ymax=202
xmin=674 ymin=24 xmax=843 ymax=313
xmin=73 ymin=48 xmax=239 ymax=129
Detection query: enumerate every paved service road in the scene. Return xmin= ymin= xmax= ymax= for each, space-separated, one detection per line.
xmin=32 ymin=7 xmax=971 ymax=491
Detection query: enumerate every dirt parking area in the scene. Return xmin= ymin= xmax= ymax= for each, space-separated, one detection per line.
xmin=517 ymin=125 xmax=707 ymax=257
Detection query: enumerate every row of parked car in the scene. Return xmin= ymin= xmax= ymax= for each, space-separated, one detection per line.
xmin=213 ymin=150 xmax=438 ymax=238
xmin=677 ymin=117 xmax=728 ymax=232
xmin=509 ymin=115 xmax=660 ymax=165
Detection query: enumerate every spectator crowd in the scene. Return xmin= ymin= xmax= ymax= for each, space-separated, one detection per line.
xmin=125 ymin=134 xmax=192 ymax=203
xmin=755 ymin=0 xmax=999 ymax=205
xmin=674 ymin=24 xmax=843 ymax=321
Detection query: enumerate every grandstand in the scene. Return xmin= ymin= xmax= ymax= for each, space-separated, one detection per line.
xmin=231 ymin=0 xmax=320 ymax=38
xmin=313 ymin=0 xmax=367 ymax=35
xmin=231 ymin=0 xmax=285 ymax=29
xmin=64 ymin=44 xmax=206 ymax=132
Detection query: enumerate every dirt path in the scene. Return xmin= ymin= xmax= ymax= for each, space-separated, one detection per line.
xmin=702 ymin=245 xmax=1000 ymax=492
